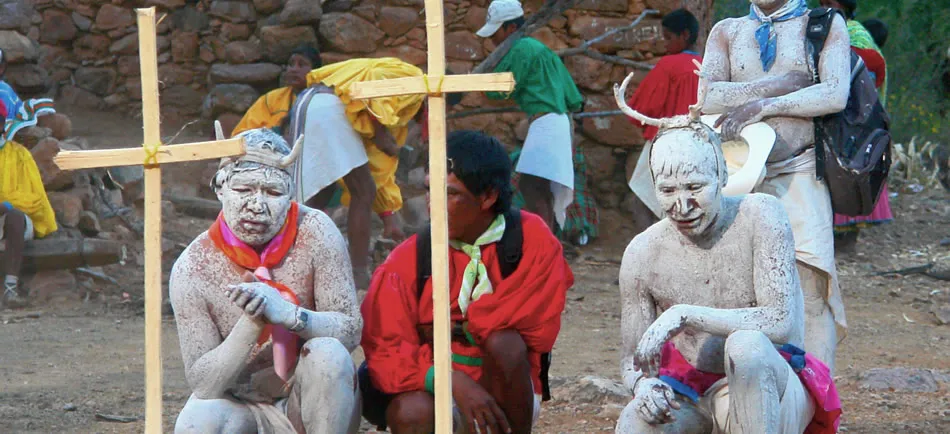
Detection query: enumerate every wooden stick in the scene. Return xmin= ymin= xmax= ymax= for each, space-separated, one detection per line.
xmin=350 ymin=73 xmax=514 ymax=100
xmin=136 ymin=8 xmax=163 ymax=434
xmin=423 ymin=0 xmax=453 ymax=432
xmin=557 ymin=9 xmax=659 ymax=57
xmin=54 ymin=137 xmax=245 ymax=171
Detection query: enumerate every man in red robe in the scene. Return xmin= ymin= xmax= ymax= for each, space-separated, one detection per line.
xmin=360 ymin=130 xmax=573 ymax=434
xmin=625 ymin=9 xmax=704 ymax=232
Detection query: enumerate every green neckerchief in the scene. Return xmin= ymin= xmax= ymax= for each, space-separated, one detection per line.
xmin=449 ymin=214 xmax=506 ymax=315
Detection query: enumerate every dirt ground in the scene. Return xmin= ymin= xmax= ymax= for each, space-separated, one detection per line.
xmin=1 ymin=108 xmax=949 ymax=433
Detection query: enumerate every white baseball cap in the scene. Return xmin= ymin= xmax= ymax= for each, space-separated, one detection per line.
xmin=476 ymin=0 xmax=525 ymax=38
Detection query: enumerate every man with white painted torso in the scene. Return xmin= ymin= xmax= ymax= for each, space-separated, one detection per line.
xmin=702 ymin=0 xmax=851 ymax=374
xmin=170 ymin=128 xmax=362 ymax=433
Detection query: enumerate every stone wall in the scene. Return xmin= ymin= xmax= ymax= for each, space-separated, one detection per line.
xmin=1 ymin=0 xmax=694 ymax=233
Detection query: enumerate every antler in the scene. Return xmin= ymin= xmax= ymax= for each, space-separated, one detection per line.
xmin=613 ymin=72 xmax=665 ymax=127
xmin=688 ymin=58 xmax=708 ymax=121
xmin=214 ymin=120 xmax=226 ymax=140
xmin=279 ymin=134 xmax=304 ymax=168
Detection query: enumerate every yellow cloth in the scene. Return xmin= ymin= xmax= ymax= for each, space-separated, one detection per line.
xmin=0 ymin=141 xmax=57 ymax=238
xmin=307 ymin=58 xmax=425 ymax=213
xmin=231 ymin=87 xmax=296 ymax=137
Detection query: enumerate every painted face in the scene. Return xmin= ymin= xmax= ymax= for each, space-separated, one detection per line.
xmin=285 ymin=54 xmax=313 ymax=91
xmin=651 ymin=131 xmax=724 ymax=240
xmin=217 ymin=167 xmax=293 ymax=247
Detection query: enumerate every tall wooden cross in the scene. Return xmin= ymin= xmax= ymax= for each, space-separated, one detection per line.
xmin=349 ymin=1 xmax=515 ymax=432
xmin=53 ymin=8 xmax=246 ymax=433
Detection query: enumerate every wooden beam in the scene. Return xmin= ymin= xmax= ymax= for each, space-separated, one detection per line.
xmin=422 ymin=0 xmax=453 ymax=432
xmin=167 ymin=195 xmax=221 ymax=220
xmin=53 ymin=137 xmax=245 ymax=171
xmin=136 ymin=8 xmax=164 ymax=434
xmin=350 ymin=73 xmax=515 ymax=100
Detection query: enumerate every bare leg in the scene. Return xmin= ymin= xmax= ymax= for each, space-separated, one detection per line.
xmin=174 ymin=394 xmax=258 ymax=434
xmin=479 ymin=329 xmax=534 ymax=433
xmin=3 ymin=209 xmax=27 ymax=308
xmin=722 ymin=330 xmax=790 ymax=434
xmin=615 ymin=396 xmax=712 ymax=433
xmin=380 ymin=212 xmax=406 ymax=242
xmin=305 ymin=184 xmax=340 ymax=211
xmin=341 ymin=165 xmax=375 ymax=288
xmin=519 ymin=174 xmax=555 ymax=231
xmin=293 ymin=337 xmax=360 ymax=434
xmin=386 ymin=391 xmax=435 ymax=434
xmin=2 ymin=209 xmax=26 ymax=279
xmin=797 ymin=263 xmax=837 ymax=374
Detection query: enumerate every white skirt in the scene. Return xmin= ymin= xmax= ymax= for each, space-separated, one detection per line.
xmin=289 ymin=90 xmax=368 ymax=204
xmin=515 ymin=113 xmax=575 ymax=226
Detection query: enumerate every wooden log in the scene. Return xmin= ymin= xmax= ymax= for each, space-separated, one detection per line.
xmin=54 ymin=137 xmax=245 ymax=171
xmin=167 ymin=195 xmax=221 ymax=220
xmin=0 ymin=238 xmax=124 ymax=273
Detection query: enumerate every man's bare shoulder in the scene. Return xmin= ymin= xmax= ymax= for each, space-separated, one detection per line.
xmin=296 ymin=206 xmax=344 ymax=246
xmin=737 ymin=193 xmax=788 ymax=221
xmin=621 ymin=221 xmax=671 ymax=270
xmin=169 ymin=231 xmax=218 ymax=304
xmin=709 ymin=16 xmax=748 ymax=39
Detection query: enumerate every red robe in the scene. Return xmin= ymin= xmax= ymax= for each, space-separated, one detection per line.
xmin=626 ymin=52 xmax=702 ymax=141
xmin=361 ymin=211 xmax=573 ymax=395
xmin=852 ymin=47 xmax=886 ymax=89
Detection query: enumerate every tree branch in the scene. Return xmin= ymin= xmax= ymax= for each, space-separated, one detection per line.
xmin=472 ymin=0 xmax=579 ymax=74
xmin=557 ymin=9 xmax=659 ymax=57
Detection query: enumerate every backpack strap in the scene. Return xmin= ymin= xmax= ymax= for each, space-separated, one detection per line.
xmin=806 ymin=7 xmax=837 ymax=181
xmin=416 ymin=225 xmax=432 ymax=299
xmin=498 ymin=209 xmax=523 ymax=279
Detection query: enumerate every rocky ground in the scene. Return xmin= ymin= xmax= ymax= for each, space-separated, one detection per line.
xmin=1 ymin=109 xmax=949 ymax=433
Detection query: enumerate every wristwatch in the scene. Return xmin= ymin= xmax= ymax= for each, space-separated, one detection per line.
xmin=288 ymin=307 xmax=308 ymax=332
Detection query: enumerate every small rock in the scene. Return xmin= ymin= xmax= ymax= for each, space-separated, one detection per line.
xmin=63 ymin=403 xmax=77 ymax=411
xmin=859 ymin=368 xmax=940 ymax=392
xmin=78 ymin=211 xmax=101 ymax=236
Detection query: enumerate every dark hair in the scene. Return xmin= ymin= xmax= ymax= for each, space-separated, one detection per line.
xmin=503 ymin=16 xmax=525 ymax=31
xmin=661 ymin=9 xmax=699 ymax=47
xmin=289 ymin=45 xmax=322 ymax=69
xmin=446 ymin=130 xmax=513 ymax=214
xmin=862 ymin=18 xmax=888 ymax=48
xmin=837 ymin=0 xmax=857 ymax=19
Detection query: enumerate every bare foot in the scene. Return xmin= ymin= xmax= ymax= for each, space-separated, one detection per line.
xmin=3 ymin=286 xmax=27 ymax=309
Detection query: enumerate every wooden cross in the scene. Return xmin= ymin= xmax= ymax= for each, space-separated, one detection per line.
xmin=349 ymin=1 xmax=515 ymax=432
xmin=52 ymin=8 xmax=246 ymax=433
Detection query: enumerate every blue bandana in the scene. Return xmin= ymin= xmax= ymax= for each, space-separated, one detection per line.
xmin=748 ymin=0 xmax=809 ymax=72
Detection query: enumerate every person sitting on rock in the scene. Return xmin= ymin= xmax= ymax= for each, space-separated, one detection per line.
xmin=169 ymin=128 xmax=362 ymax=433
xmin=0 ymin=104 xmax=59 ymax=309
xmin=613 ymin=95 xmax=840 ymax=433
xmin=360 ymin=130 xmax=572 ymax=434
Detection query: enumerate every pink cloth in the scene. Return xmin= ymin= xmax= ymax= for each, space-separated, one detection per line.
xmin=833 ymin=186 xmax=893 ymax=228
xmin=778 ymin=347 xmax=842 ymax=434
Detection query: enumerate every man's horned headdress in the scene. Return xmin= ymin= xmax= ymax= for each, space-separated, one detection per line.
xmin=211 ymin=123 xmax=304 ymax=191
xmin=613 ymin=58 xmax=708 ymax=130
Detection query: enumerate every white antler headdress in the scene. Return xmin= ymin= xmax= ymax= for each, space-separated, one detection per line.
xmin=614 ymin=59 xmax=709 ymax=130
xmin=214 ymin=121 xmax=303 ymax=170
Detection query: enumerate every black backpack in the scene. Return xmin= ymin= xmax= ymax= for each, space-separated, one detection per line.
xmin=415 ymin=209 xmax=553 ymax=402
xmin=806 ymin=8 xmax=892 ymax=217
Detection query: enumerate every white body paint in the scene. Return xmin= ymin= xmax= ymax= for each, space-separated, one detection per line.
xmin=170 ymin=130 xmax=362 ymax=433
xmin=700 ymin=0 xmax=850 ymax=372
xmin=615 ymin=126 xmax=812 ymax=433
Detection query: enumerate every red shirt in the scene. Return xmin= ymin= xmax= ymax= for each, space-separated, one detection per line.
xmin=851 ymin=47 xmax=886 ymax=89
xmin=361 ymin=211 xmax=573 ymax=395
xmin=626 ymin=52 xmax=702 ymax=141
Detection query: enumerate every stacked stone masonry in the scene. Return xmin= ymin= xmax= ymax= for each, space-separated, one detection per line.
xmin=1 ymin=0 xmax=693 ymax=221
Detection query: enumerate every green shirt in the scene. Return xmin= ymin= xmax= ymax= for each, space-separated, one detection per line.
xmin=487 ymin=37 xmax=584 ymax=116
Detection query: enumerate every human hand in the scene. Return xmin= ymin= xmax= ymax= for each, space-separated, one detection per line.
xmin=224 ymin=283 xmax=268 ymax=324
xmin=634 ymin=305 xmax=689 ymax=377
xmin=226 ymin=281 xmax=296 ymax=327
xmin=375 ymin=132 xmax=400 ymax=157
xmin=714 ymin=100 xmax=767 ymax=142
xmin=632 ymin=377 xmax=681 ymax=425
xmin=452 ymin=371 xmax=512 ymax=434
